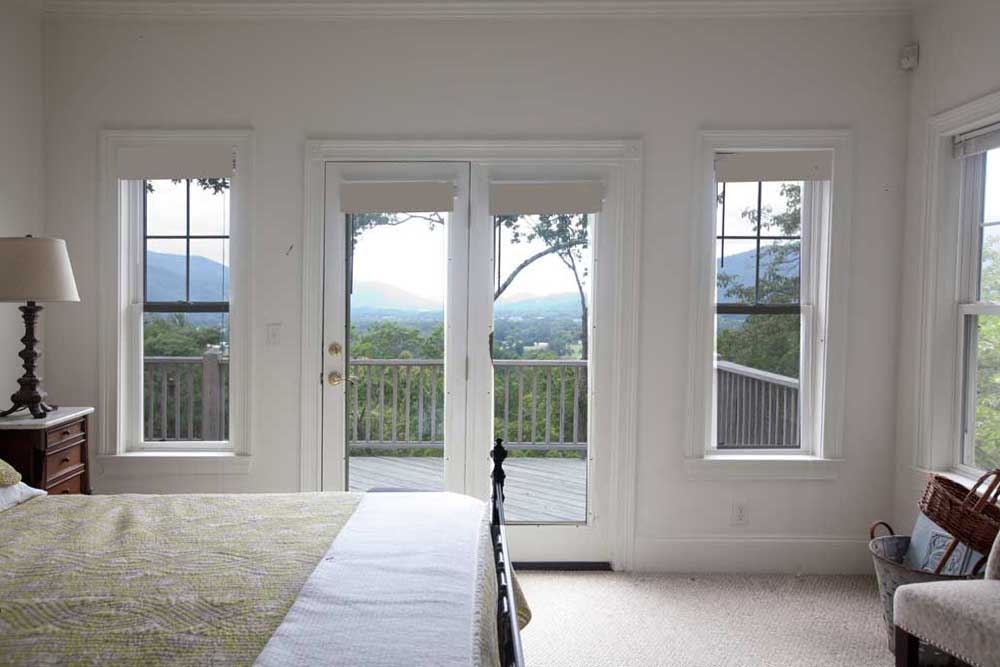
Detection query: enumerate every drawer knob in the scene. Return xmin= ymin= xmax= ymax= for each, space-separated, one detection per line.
xmin=60 ymin=457 xmax=70 ymax=464
xmin=62 ymin=430 xmax=71 ymax=436
xmin=60 ymin=489 xmax=70 ymax=494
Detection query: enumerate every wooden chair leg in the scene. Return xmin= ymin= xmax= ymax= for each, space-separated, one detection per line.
xmin=895 ymin=626 xmax=919 ymax=667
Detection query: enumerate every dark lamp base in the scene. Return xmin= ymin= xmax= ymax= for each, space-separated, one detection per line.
xmin=2 ymin=301 xmax=57 ymax=419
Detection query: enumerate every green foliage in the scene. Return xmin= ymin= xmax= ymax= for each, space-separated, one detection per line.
xmin=144 ymin=314 xmax=224 ymax=357
xmin=972 ymin=236 xmax=1000 ymax=470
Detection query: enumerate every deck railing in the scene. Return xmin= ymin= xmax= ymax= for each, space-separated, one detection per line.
xmin=144 ymin=351 xmax=229 ymax=441
xmin=716 ymin=360 xmax=799 ymax=448
xmin=347 ymin=358 xmax=588 ymax=454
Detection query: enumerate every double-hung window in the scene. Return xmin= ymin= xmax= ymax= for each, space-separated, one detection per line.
xmin=689 ymin=135 xmax=850 ymax=469
xmin=99 ymin=131 xmax=252 ymax=459
xmin=956 ymin=129 xmax=1000 ymax=472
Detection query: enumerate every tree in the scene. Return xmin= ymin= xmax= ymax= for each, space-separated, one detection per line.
xmin=144 ymin=314 xmax=224 ymax=357
xmin=970 ymin=235 xmax=1000 ymax=469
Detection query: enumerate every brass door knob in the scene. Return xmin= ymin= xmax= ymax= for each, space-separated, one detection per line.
xmin=328 ymin=342 xmax=342 ymax=356
xmin=327 ymin=371 xmax=345 ymax=386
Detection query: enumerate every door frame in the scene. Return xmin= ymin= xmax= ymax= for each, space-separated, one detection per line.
xmin=301 ymin=139 xmax=643 ymax=570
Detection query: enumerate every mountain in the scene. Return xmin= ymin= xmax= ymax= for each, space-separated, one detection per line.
xmin=146 ymin=251 xmax=229 ymax=303
xmin=496 ymin=292 xmax=581 ymax=317
xmin=351 ymin=281 xmax=441 ymax=311
xmin=716 ymin=245 xmax=797 ymax=302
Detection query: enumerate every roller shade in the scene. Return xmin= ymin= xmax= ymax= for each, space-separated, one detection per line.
xmin=115 ymin=143 xmax=235 ymax=179
xmin=954 ymin=121 xmax=1000 ymax=159
xmin=714 ymin=151 xmax=832 ymax=182
xmin=490 ymin=181 xmax=604 ymax=215
xmin=339 ymin=181 xmax=455 ymax=213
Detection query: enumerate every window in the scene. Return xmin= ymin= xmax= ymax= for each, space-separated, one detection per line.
xmin=98 ymin=130 xmax=251 ymax=459
xmin=715 ymin=179 xmax=804 ymax=448
xmin=143 ymin=179 xmax=231 ymax=443
xmin=958 ymin=142 xmax=1000 ymax=471
xmin=687 ymin=134 xmax=850 ymax=471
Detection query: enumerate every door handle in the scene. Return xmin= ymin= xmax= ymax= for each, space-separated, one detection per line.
xmin=327 ymin=371 xmax=345 ymax=386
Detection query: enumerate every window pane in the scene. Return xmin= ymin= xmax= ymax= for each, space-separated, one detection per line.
xmin=716 ymin=313 xmax=800 ymax=448
xmin=190 ymin=179 xmax=230 ymax=236
xmin=143 ymin=311 xmax=229 ymax=441
xmin=146 ymin=179 xmax=187 ymax=236
xmin=146 ymin=238 xmax=187 ymax=302
xmin=716 ymin=238 xmax=756 ymax=303
xmin=491 ymin=213 xmax=591 ymax=523
xmin=964 ymin=314 xmax=1000 ymax=470
xmin=985 ymin=149 xmax=1000 ymax=224
xmin=760 ymin=181 xmax=802 ymax=236
xmin=980 ymin=224 xmax=1000 ymax=301
xmin=190 ymin=238 xmax=229 ymax=302
xmin=720 ymin=181 xmax=759 ymax=237
xmin=757 ymin=239 xmax=800 ymax=305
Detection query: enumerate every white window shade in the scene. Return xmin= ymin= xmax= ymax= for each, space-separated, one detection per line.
xmin=714 ymin=151 xmax=832 ymax=182
xmin=490 ymin=181 xmax=604 ymax=215
xmin=954 ymin=122 xmax=1000 ymax=159
xmin=115 ymin=143 xmax=235 ymax=179
xmin=339 ymin=181 xmax=455 ymax=213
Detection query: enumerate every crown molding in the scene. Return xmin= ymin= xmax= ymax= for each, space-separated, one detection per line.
xmin=42 ymin=0 xmax=914 ymax=21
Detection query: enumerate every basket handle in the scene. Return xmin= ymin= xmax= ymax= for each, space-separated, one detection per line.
xmin=869 ymin=521 xmax=894 ymax=540
xmin=962 ymin=468 xmax=1000 ymax=511
xmin=972 ymin=554 xmax=988 ymax=576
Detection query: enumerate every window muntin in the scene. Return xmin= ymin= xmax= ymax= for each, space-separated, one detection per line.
xmin=714 ymin=179 xmax=803 ymax=449
xmin=142 ymin=178 xmax=231 ymax=444
xmin=960 ymin=148 xmax=1000 ymax=470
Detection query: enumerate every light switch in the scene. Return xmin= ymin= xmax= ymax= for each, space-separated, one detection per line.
xmin=265 ymin=322 xmax=282 ymax=346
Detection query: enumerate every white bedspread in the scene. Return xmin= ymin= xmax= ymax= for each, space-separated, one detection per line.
xmin=255 ymin=492 xmax=497 ymax=667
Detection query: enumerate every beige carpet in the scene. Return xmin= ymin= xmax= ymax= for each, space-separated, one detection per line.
xmin=517 ymin=572 xmax=891 ymax=667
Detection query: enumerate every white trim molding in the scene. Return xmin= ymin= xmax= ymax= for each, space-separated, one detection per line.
xmin=42 ymin=0 xmax=914 ymax=20
xmin=685 ymin=129 xmax=853 ymax=477
xmin=911 ymin=89 xmax=1000 ymax=473
xmin=301 ymin=138 xmax=642 ymax=570
xmin=97 ymin=129 xmax=254 ymax=461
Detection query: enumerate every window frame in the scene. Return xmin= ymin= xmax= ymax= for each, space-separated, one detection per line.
xmin=98 ymin=130 xmax=253 ymax=462
xmin=686 ymin=131 xmax=852 ymax=478
xmin=955 ymin=149 xmax=998 ymax=475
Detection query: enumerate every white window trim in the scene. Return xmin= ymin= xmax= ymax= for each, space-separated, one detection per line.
xmin=685 ymin=130 xmax=852 ymax=480
xmin=912 ymin=90 xmax=1000 ymax=480
xmin=97 ymin=130 xmax=254 ymax=468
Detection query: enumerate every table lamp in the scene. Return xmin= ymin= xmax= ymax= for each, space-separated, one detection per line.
xmin=0 ymin=236 xmax=80 ymax=418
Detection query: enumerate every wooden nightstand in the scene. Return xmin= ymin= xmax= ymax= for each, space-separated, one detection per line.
xmin=0 ymin=407 xmax=94 ymax=494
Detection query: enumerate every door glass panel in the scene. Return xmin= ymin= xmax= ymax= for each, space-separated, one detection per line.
xmin=492 ymin=213 xmax=591 ymax=523
xmin=346 ymin=211 xmax=447 ymax=492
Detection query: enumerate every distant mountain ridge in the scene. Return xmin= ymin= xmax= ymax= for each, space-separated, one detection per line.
xmin=146 ymin=251 xmax=228 ymax=303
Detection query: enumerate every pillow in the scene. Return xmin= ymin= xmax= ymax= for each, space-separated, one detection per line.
xmin=0 ymin=458 xmax=21 ymax=486
xmin=0 ymin=482 xmax=46 ymax=513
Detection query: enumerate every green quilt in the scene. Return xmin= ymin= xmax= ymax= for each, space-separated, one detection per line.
xmin=0 ymin=492 xmax=362 ymax=666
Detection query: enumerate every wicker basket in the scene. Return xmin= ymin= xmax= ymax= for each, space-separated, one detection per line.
xmin=919 ymin=470 xmax=1000 ymax=561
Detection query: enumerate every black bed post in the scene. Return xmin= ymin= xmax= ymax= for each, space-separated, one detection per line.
xmin=490 ymin=437 xmax=524 ymax=667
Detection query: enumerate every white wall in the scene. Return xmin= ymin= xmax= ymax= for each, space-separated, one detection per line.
xmin=0 ymin=2 xmax=45 ymax=402
xmin=43 ymin=13 xmax=911 ymax=572
xmin=894 ymin=0 xmax=1000 ymax=531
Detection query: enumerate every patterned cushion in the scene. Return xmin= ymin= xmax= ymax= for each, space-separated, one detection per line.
xmin=894 ymin=580 xmax=1000 ymax=667
xmin=0 ymin=458 xmax=21 ymax=486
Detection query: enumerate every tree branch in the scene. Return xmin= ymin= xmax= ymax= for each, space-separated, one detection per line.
xmin=494 ymin=239 xmax=585 ymax=301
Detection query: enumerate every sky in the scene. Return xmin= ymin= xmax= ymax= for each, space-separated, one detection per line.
xmin=351 ymin=213 xmax=593 ymax=304
xmin=145 ymin=179 xmax=230 ymax=267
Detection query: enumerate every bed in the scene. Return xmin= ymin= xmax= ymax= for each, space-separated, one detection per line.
xmin=0 ymin=441 xmax=527 ymax=666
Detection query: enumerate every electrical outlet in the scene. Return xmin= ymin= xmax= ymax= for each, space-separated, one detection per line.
xmin=731 ymin=501 xmax=749 ymax=526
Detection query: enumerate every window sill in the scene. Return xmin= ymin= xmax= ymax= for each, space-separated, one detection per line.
xmin=684 ymin=454 xmax=841 ymax=481
xmin=97 ymin=452 xmax=252 ymax=476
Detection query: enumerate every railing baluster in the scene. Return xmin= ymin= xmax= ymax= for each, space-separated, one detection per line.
xmin=391 ymin=366 xmax=399 ymax=442
xmin=531 ymin=369 xmax=539 ymax=445
xmin=366 ymin=365 xmax=373 ymax=443
xmin=573 ymin=366 xmax=581 ymax=445
xmin=430 ymin=366 xmax=438 ymax=443
xmin=559 ymin=367 xmax=566 ymax=443
xmin=417 ymin=367 xmax=424 ymax=441
xmin=545 ymin=367 xmax=552 ymax=445
xmin=187 ymin=368 xmax=194 ymax=439
xmin=160 ymin=367 xmax=168 ymax=440
xmin=503 ymin=366 xmax=510 ymax=442
xmin=404 ymin=366 xmax=410 ymax=443
xmin=379 ymin=366 xmax=386 ymax=442
xmin=173 ymin=367 xmax=181 ymax=438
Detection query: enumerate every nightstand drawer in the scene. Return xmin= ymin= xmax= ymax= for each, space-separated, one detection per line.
xmin=46 ymin=419 xmax=85 ymax=447
xmin=46 ymin=442 xmax=84 ymax=483
xmin=46 ymin=473 xmax=83 ymax=495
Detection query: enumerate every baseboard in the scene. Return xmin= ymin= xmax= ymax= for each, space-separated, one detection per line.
xmin=633 ymin=535 xmax=872 ymax=574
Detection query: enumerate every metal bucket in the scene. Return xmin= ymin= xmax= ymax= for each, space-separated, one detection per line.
xmin=869 ymin=533 xmax=974 ymax=663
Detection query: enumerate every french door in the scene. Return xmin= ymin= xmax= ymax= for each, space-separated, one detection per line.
xmin=321 ymin=161 xmax=610 ymax=562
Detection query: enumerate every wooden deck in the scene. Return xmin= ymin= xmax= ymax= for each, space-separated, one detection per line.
xmin=349 ymin=456 xmax=587 ymax=523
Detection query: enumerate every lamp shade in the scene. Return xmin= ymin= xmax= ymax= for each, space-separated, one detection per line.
xmin=0 ymin=237 xmax=80 ymax=302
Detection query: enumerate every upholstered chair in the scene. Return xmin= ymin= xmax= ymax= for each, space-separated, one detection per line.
xmin=893 ymin=533 xmax=1000 ymax=666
